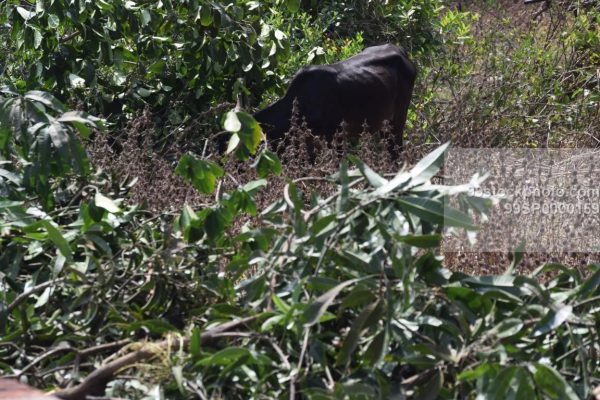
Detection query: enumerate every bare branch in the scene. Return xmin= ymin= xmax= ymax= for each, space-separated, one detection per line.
xmin=5 ymin=279 xmax=65 ymax=315
xmin=53 ymin=316 xmax=259 ymax=400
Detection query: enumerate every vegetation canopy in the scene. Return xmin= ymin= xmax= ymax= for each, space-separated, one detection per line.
xmin=0 ymin=0 xmax=599 ymax=399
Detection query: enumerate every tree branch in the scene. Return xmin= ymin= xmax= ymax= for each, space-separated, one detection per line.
xmin=5 ymin=279 xmax=65 ymax=315
xmin=53 ymin=316 xmax=259 ymax=400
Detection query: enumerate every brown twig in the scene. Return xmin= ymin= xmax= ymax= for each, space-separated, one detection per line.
xmin=59 ymin=31 xmax=80 ymax=43
xmin=12 ymin=340 xmax=132 ymax=380
xmin=5 ymin=279 xmax=66 ymax=315
xmin=53 ymin=315 xmax=259 ymax=400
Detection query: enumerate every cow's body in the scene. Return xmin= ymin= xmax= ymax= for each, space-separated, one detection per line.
xmin=254 ymin=44 xmax=417 ymax=150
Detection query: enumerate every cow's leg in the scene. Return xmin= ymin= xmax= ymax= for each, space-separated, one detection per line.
xmin=391 ymin=84 xmax=414 ymax=159
xmin=389 ymin=111 xmax=406 ymax=160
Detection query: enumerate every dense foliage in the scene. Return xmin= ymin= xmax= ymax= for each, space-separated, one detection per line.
xmin=0 ymin=0 xmax=599 ymax=399
xmin=0 ymin=0 xmax=448 ymax=132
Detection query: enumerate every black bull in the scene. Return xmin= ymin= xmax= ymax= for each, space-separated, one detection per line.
xmin=254 ymin=44 xmax=417 ymax=152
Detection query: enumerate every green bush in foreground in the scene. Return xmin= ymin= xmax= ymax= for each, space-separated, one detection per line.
xmin=0 ymin=100 xmax=598 ymax=398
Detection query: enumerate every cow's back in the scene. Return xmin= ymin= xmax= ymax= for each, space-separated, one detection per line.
xmin=254 ymin=44 xmax=417 ymax=148
xmin=333 ymin=44 xmax=416 ymax=135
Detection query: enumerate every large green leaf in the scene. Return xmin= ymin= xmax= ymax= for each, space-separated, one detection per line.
xmin=24 ymin=91 xmax=66 ymax=112
xmin=251 ymin=149 xmax=282 ymax=178
xmin=348 ymin=155 xmax=388 ymax=188
xmin=336 ymin=300 xmax=382 ymax=366
xmin=175 ymin=154 xmax=224 ymax=194
xmin=42 ymin=220 xmax=72 ymax=259
xmin=531 ymin=304 xmax=572 ymax=337
xmin=303 ymin=278 xmax=360 ymax=327
xmin=95 ymin=193 xmax=121 ymax=213
xmin=223 ymin=111 xmax=264 ymax=159
xmin=397 ymin=196 xmax=476 ymax=229
xmin=287 ymin=0 xmax=301 ymax=13
xmin=531 ymin=364 xmax=579 ymax=400
xmin=375 ymin=142 xmax=450 ymax=195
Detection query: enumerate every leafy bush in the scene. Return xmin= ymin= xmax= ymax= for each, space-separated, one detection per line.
xmin=0 ymin=0 xmax=462 ymax=136
xmin=2 ymin=127 xmax=599 ymax=398
xmin=0 ymin=1 xmax=299 ymax=121
xmin=0 ymin=87 xmax=101 ymax=209
xmin=413 ymin=2 xmax=600 ymax=149
xmin=1 ymin=1 xmax=600 ymax=399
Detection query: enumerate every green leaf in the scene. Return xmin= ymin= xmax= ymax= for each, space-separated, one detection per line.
xmin=127 ymin=319 xmax=176 ymax=335
xmin=493 ymin=318 xmax=524 ymax=339
xmin=398 ymin=196 xmax=475 ymax=229
xmin=340 ymin=250 xmax=372 ymax=271
xmin=172 ymin=365 xmax=184 ymax=393
xmin=531 ymin=304 xmax=572 ymax=337
xmin=137 ymin=88 xmax=152 ymax=97
xmin=340 ymin=287 xmax=375 ymax=310
xmin=226 ymin=132 xmax=240 ymax=154
xmin=42 ymin=220 xmax=72 ymax=259
xmin=48 ymin=14 xmax=60 ymax=28
xmin=189 ymin=327 xmax=201 ymax=357
xmin=414 ymin=369 xmax=443 ymax=400
xmin=398 ymin=196 xmax=445 ymax=224
xmin=34 ymin=287 xmax=51 ymax=308
xmin=24 ymin=91 xmax=66 ymax=112
xmin=0 ymin=127 xmax=11 ymax=150
xmin=408 ymin=141 xmax=450 ymax=184
xmin=17 ymin=7 xmax=36 ymax=21
xmin=575 ymin=266 xmax=600 ymax=299
xmin=375 ymin=142 xmax=450 ymax=195
xmin=531 ymin=363 xmax=579 ymax=400
xmin=95 ymin=193 xmax=121 ymax=213
xmin=68 ymin=74 xmax=86 ymax=88
xmin=179 ymin=205 xmax=203 ymax=242
xmin=236 ymin=112 xmax=264 ymax=157
xmin=363 ymin=329 xmax=386 ymax=365
xmin=514 ymin=369 xmax=536 ymax=399
xmin=197 ymin=347 xmax=251 ymax=366
xmin=337 ymin=300 xmax=382 ymax=366
xmin=0 ymin=168 xmax=21 ymax=185
xmin=311 ymin=214 xmax=337 ymax=236
xmin=140 ymin=9 xmax=152 ymax=26
xmin=205 ymin=209 xmax=225 ymax=241
xmin=58 ymin=111 xmax=102 ymax=138
xmin=443 ymin=204 xmax=477 ymax=229
xmin=223 ymin=111 xmax=242 ymax=132
xmin=228 ymin=190 xmax=257 ymax=216
xmin=198 ymin=5 xmax=213 ymax=26
xmin=96 ymin=0 xmax=114 ymax=11
xmin=457 ymin=363 xmax=494 ymax=381
xmin=505 ymin=241 xmax=525 ymax=275
xmin=348 ymin=155 xmax=387 ymax=188
xmin=303 ymin=278 xmax=360 ymax=327
xmin=252 ymin=149 xmax=282 ymax=177
xmin=287 ymin=0 xmax=301 ymax=13
xmin=47 ymin=122 xmax=78 ymax=171
xmin=242 ymin=179 xmax=267 ymax=196
xmin=147 ymin=60 xmax=166 ymax=77
xmin=272 ymin=294 xmax=290 ymax=313
xmin=33 ymin=28 xmax=42 ymax=49
xmin=397 ymin=234 xmax=441 ymax=248
xmin=336 ymin=159 xmax=350 ymax=212
xmin=175 ymin=154 xmax=224 ymax=194
xmin=486 ymin=366 xmax=518 ymax=400
xmin=462 ymin=275 xmax=516 ymax=287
